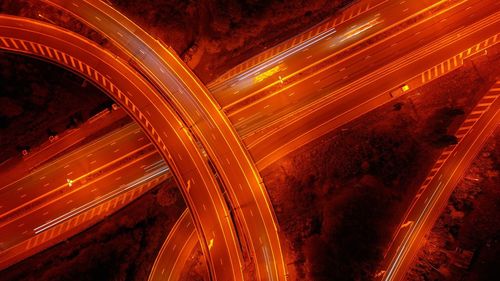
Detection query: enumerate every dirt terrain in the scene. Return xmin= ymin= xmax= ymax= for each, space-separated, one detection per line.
xmin=0 ymin=179 xmax=184 ymax=281
xmin=110 ymin=0 xmax=353 ymax=82
xmin=261 ymin=52 xmax=499 ymax=280
xmin=0 ymin=53 xmax=112 ymax=163
xmin=1 ymin=1 xmax=499 ymax=280
xmin=405 ymin=130 xmax=500 ymax=281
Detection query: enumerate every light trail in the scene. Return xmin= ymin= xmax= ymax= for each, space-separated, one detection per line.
xmin=340 ymin=14 xmax=382 ymax=42
xmin=33 ymin=165 xmax=169 ymax=234
xmin=234 ymin=27 xmax=337 ymax=82
xmin=380 ymin=85 xmax=500 ymax=281
xmin=383 ymin=181 xmax=442 ymax=281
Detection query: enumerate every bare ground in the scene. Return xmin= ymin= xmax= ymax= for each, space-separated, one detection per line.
xmin=0 ymin=0 xmax=109 ymax=46
xmin=109 ymin=0 xmax=354 ymax=82
xmin=260 ymin=51 xmax=500 ymax=280
xmin=2 ymin=1 xmax=499 ymax=280
xmin=405 ymin=129 xmax=500 ymax=281
xmin=0 ymin=53 xmax=112 ymax=163
xmin=0 ymin=178 xmax=185 ymax=281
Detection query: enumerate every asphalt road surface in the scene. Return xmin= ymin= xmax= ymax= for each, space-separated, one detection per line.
xmin=379 ymin=83 xmax=500 ymax=281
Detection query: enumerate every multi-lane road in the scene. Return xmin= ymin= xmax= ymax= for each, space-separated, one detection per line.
xmin=0 ymin=107 xmax=129 ymax=187
xmin=1 ymin=12 xmax=252 ymax=279
xmin=209 ymin=0 xmax=440 ymax=108
xmin=0 ymin=122 xmax=167 ymax=253
xmin=43 ymin=1 xmax=288 ymax=279
xmin=0 ymin=13 xmax=257 ymax=281
xmin=61 ymin=1 xmax=498 ymax=278
xmin=158 ymin=0 xmax=498 ymax=278
xmin=226 ymin=0 xmax=500 ymax=170
xmin=148 ymin=209 xmax=198 ymax=281
xmin=149 ymin=0 xmax=500 ymax=278
xmin=1 ymin=0 xmax=499 ymax=279
xmin=379 ymin=81 xmax=500 ymax=280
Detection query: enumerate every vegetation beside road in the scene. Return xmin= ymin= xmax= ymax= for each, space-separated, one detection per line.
xmin=261 ymin=51 xmax=499 ymax=280
xmin=406 ymin=130 xmax=500 ymax=281
xmin=0 ymin=54 xmax=112 ymax=163
xmin=109 ymin=0 xmax=353 ymax=82
xmin=1 ymin=178 xmax=184 ymax=281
